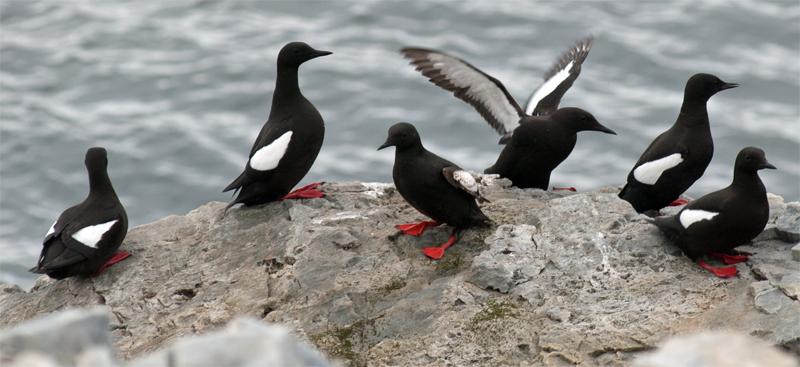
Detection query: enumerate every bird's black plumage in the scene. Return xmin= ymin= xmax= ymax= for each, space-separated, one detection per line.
xmin=400 ymin=36 xmax=594 ymax=143
xmin=619 ymin=73 xmax=739 ymax=213
xmin=224 ymin=42 xmax=331 ymax=208
xmin=653 ymin=147 xmax=775 ymax=261
xmin=30 ymin=147 xmax=128 ymax=280
xmin=484 ymin=107 xmax=616 ymax=189
xmin=378 ymin=122 xmax=490 ymax=231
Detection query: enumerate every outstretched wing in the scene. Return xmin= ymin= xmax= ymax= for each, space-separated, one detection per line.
xmin=400 ymin=47 xmax=525 ymax=137
xmin=525 ymin=35 xmax=594 ymax=116
xmin=442 ymin=167 xmax=490 ymax=204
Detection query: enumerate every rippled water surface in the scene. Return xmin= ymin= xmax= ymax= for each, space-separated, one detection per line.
xmin=2 ymin=1 xmax=798 ymax=288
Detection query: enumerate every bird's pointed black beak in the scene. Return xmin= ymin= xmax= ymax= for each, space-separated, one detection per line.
xmin=377 ymin=140 xmax=393 ymax=151
xmin=760 ymin=161 xmax=777 ymax=170
xmin=311 ymin=50 xmax=333 ymax=59
xmin=720 ymin=82 xmax=739 ymax=91
xmin=594 ymin=124 xmax=617 ymax=135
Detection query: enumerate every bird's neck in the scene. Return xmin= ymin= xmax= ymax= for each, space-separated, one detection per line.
xmin=272 ymin=66 xmax=303 ymax=102
xmin=88 ymin=171 xmax=117 ymax=200
xmin=731 ymin=169 xmax=766 ymax=197
xmin=395 ymin=144 xmax=426 ymax=157
xmin=677 ymin=98 xmax=710 ymax=126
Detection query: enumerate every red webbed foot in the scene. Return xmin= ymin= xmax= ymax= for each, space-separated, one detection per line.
xmin=698 ymin=261 xmax=738 ymax=278
xmin=280 ymin=182 xmax=325 ymax=200
xmin=708 ymin=252 xmax=749 ymax=265
xmin=422 ymin=236 xmax=456 ymax=260
xmin=553 ymin=187 xmax=577 ymax=192
xmin=396 ymin=221 xmax=442 ymax=236
xmin=669 ymin=199 xmax=689 ymax=206
xmin=91 ymin=251 xmax=131 ymax=277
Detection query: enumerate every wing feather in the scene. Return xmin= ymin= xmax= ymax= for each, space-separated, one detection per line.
xmin=442 ymin=167 xmax=490 ymax=204
xmin=400 ymin=47 xmax=524 ymax=136
xmin=525 ymin=35 xmax=594 ymax=116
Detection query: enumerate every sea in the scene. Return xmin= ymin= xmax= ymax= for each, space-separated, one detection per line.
xmin=2 ymin=1 xmax=798 ymax=289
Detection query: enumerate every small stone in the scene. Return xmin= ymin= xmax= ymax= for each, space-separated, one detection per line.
xmin=792 ymin=243 xmax=800 ymax=261
xmin=547 ymin=308 xmax=570 ymax=322
xmin=776 ymin=272 xmax=800 ymax=300
xmin=754 ymin=289 xmax=784 ymax=314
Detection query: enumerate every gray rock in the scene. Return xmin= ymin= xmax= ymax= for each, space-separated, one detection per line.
xmin=467 ymin=225 xmax=544 ymax=293
xmin=632 ymin=332 xmax=799 ymax=367
xmin=777 ymin=272 xmax=800 ymax=300
xmin=130 ymin=318 xmax=330 ymax=367
xmin=0 ymin=308 xmax=117 ymax=366
xmin=777 ymin=202 xmax=800 ymax=242
xmin=1 ymin=179 xmax=798 ymax=366
xmin=794 ymin=243 xmax=800 ymax=261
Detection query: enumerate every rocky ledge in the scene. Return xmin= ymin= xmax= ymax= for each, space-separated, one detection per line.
xmin=1 ymin=176 xmax=799 ymax=366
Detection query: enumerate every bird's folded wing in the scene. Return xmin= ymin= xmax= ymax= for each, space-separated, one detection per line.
xmin=442 ymin=167 xmax=489 ymax=203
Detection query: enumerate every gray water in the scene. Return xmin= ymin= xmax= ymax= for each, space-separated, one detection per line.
xmin=2 ymin=1 xmax=798 ymax=289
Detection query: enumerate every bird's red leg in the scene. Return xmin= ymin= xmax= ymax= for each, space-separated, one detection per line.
xmin=91 ymin=251 xmax=131 ymax=277
xmin=669 ymin=199 xmax=689 ymax=206
xmin=698 ymin=261 xmax=738 ymax=278
xmin=280 ymin=182 xmax=325 ymax=200
xmin=422 ymin=236 xmax=456 ymax=260
xmin=553 ymin=187 xmax=577 ymax=192
xmin=708 ymin=251 xmax=749 ymax=265
xmin=396 ymin=221 xmax=442 ymax=236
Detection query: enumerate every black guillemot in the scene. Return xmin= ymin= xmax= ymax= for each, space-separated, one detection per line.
xmin=400 ymin=36 xmax=615 ymax=190
xmin=619 ymin=73 xmax=738 ymax=213
xmin=652 ymin=147 xmax=775 ymax=278
xmin=30 ymin=147 xmax=130 ymax=279
xmin=378 ymin=122 xmax=491 ymax=259
xmin=224 ymin=42 xmax=331 ymax=208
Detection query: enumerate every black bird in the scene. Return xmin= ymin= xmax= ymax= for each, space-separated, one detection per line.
xmin=400 ymin=35 xmax=594 ymax=143
xmin=224 ymin=42 xmax=331 ymax=208
xmin=653 ymin=147 xmax=775 ymax=278
xmin=378 ymin=122 xmax=491 ymax=259
xmin=484 ymin=107 xmax=616 ymax=190
xmin=619 ymin=73 xmax=739 ymax=213
xmin=30 ymin=147 xmax=129 ymax=279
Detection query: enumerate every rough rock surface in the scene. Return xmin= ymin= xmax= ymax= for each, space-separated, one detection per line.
xmin=1 ymin=177 xmax=798 ymax=366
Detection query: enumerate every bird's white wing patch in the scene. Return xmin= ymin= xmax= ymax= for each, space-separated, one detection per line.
xmin=633 ymin=153 xmax=683 ymax=185
xmin=45 ymin=220 xmax=57 ymax=237
xmin=679 ymin=209 xmax=719 ymax=229
xmin=71 ymin=219 xmax=119 ymax=248
xmin=453 ymin=170 xmax=479 ymax=195
xmin=249 ymin=131 xmax=293 ymax=171
xmin=525 ymin=61 xmax=573 ymax=115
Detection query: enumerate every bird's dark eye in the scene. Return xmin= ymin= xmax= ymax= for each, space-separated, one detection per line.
xmin=580 ymin=115 xmax=587 ymax=121
xmin=294 ymin=49 xmax=300 ymax=54
xmin=745 ymin=155 xmax=751 ymax=160
xmin=401 ymin=133 xmax=407 ymax=138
